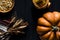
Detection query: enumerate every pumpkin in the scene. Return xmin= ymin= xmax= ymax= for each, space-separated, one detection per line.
xmin=37 ymin=11 xmax=60 ymax=40
xmin=32 ymin=0 xmax=51 ymax=9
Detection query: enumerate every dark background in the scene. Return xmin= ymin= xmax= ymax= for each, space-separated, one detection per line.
xmin=9 ymin=0 xmax=60 ymax=40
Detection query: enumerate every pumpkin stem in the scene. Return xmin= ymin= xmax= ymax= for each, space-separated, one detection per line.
xmin=52 ymin=26 xmax=59 ymax=32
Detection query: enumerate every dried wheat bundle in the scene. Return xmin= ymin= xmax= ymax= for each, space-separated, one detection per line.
xmin=0 ymin=17 xmax=28 ymax=40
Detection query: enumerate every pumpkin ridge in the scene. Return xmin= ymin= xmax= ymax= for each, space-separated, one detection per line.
xmin=43 ymin=16 xmax=53 ymax=26
xmin=49 ymin=32 xmax=54 ymax=40
xmin=38 ymin=31 xmax=49 ymax=36
xmin=42 ymin=31 xmax=52 ymax=36
xmin=43 ymin=12 xmax=55 ymax=25
xmin=56 ymin=32 xmax=60 ymax=40
xmin=37 ymin=26 xmax=51 ymax=32
xmin=53 ymin=12 xmax=60 ymax=25
xmin=41 ymin=31 xmax=52 ymax=39
xmin=57 ymin=22 xmax=60 ymax=27
xmin=38 ymin=17 xmax=51 ymax=26
xmin=38 ymin=30 xmax=51 ymax=36
xmin=37 ymin=26 xmax=51 ymax=36
xmin=56 ymin=21 xmax=60 ymax=26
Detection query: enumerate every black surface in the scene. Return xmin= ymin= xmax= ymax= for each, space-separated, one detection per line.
xmin=8 ymin=0 xmax=60 ymax=40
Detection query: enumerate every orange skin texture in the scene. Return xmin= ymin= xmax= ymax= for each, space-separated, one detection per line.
xmin=37 ymin=11 xmax=60 ymax=40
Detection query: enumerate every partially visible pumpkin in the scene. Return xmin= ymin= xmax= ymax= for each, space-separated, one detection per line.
xmin=37 ymin=11 xmax=60 ymax=40
xmin=32 ymin=0 xmax=51 ymax=9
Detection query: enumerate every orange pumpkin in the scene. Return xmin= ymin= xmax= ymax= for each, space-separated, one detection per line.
xmin=37 ymin=11 xmax=60 ymax=40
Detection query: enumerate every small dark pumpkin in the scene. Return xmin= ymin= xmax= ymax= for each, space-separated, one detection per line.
xmin=32 ymin=0 xmax=51 ymax=9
